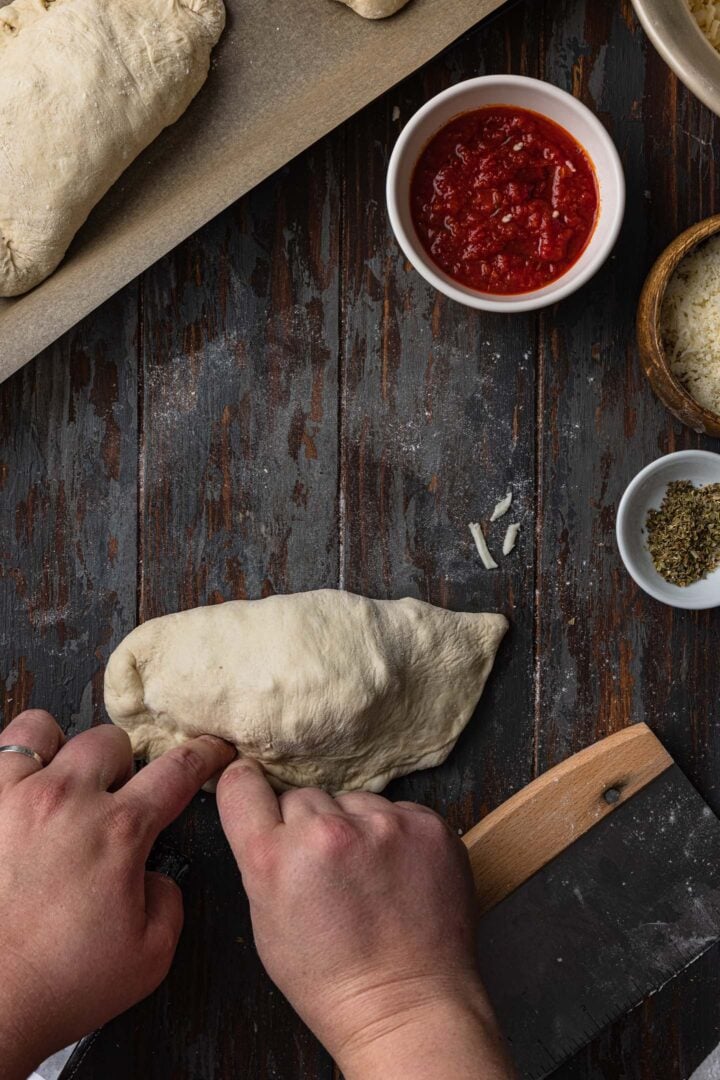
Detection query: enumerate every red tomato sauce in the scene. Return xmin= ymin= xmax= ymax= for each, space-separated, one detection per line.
xmin=410 ymin=105 xmax=599 ymax=295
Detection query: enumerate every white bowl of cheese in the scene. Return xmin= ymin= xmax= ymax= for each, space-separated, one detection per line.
xmin=632 ymin=0 xmax=720 ymax=118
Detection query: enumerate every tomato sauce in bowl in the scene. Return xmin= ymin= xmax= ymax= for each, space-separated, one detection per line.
xmin=410 ymin=105 xmax=599 ymax=296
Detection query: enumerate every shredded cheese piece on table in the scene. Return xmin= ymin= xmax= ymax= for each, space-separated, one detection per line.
xmin=502 ymin=523 xmax=520 ymax=554
xmin=469 ymin=522 xmax=498 ymax=569
xmin=660 ymin=234 xmax=720 ymax=416
xmin=490 ymin=490 xmax=513 ymax=521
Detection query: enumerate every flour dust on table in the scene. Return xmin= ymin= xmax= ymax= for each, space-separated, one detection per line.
xmin=104 ymin=590 xmax=507 ymax=794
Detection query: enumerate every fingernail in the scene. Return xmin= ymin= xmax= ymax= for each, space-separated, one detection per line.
xmin=199 ymin=734 xmax=237 ymax=757
xmin=147 ymin=840 xmax=191 ymax=885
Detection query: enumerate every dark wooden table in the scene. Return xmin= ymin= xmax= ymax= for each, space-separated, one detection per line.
xmin=2 ymin=0 xmax=720 ymax=1076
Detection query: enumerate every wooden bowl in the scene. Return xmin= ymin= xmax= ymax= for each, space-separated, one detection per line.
xmin=637 ymin=214 xmax=720 ymax=438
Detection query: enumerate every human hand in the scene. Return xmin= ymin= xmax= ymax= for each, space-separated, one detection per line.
xmin=217 ymin=762 xmax=514 ymax=1079
xmin=0 ymin=709 xmax=235 ymax=1080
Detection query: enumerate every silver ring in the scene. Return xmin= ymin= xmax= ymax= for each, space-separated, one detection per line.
xmin=0 ymin=744 xmax=46 ymax=768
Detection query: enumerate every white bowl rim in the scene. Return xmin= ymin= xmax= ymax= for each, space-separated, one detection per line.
xmin=616 ymin=449 xmax=720 ymax=609
xmin=631 ymin=0 xmax=720 ymax=121
xmin=386 ymin=74 xmax=626 ymax=314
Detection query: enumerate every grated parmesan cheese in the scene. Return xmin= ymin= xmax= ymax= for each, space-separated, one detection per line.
xmin=502 ymin=522 xmax=520 ymax=555
xmin=659 ymin=234 xmax=720 ymax=416
xmin=490 ymin=490 xmax=512 ymax=521
xmin=469 ymin=522 xmax=498 ymax=569
xmin=689 ymin=0 xmax=720 ymax=50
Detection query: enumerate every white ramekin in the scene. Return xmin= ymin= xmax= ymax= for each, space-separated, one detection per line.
xmin=616 ymin=450 xmax=720 ymax=610
xmin=386 ymin=75 xmax=625 ymax=313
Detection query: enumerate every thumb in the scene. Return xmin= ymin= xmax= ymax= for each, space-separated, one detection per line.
xmin=143 ymin=871 xmax=184 ymax=988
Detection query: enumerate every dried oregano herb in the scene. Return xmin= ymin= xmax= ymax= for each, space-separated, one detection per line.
xmin=645 ymin=480 xmax=720 ymax=587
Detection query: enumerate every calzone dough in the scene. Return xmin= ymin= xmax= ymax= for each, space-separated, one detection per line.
xmin=105 ymin=590 xmax=507 ymax=794
xmin=0 ymin=0 xmax=225 ymax=297
xmin=337 ymin=0 xmax=412 ymax=18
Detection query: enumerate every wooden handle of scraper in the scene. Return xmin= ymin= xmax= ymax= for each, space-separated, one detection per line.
xmin=462 ymin=723 xmax=673 ymax=916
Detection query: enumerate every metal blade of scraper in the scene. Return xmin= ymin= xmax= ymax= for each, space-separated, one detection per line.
xmin=463 ymin=726 xmax=720 ymax=1079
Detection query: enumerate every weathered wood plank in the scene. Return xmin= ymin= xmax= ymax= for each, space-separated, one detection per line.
xmin=534 ymin=0 xmax=652 ymax=770
xmin=138 ymin=149 xmax=342 ymax=616
xmin=538 ymin=0 xmax=720 ymax=1075
xmin=536 ymin=0 xmax=720 ymax=792
xmin=556 ymin=944 xmax=720 ymax=1080
xmin=0 ymin=289 xmax=138 ymax=733
xmin=633 ymin=17 xmax=720 ymax=812
xmin=339 ymin=7 xmax=541 ymax=829
xmin=76 ymin=139 xmax=343 ymax=1079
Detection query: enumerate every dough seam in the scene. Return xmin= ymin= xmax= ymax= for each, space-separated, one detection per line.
xmin=263 ymin=733 xmax=466 ymax=792
xmin=0 ymin=232 xmax=18 ymax=272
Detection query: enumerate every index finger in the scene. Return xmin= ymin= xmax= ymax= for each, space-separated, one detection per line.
xmin=117 ymin=736 xmax=237 ymax=844
xmin=216 ymin=758 xmax=282 ymax=861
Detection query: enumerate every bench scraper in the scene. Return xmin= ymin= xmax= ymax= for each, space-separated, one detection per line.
xmin=463 ymin=723 xmax=720 ymax=1078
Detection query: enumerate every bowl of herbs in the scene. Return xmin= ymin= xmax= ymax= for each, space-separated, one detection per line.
xmin=616 ymin=450 xmax=720 ymax=609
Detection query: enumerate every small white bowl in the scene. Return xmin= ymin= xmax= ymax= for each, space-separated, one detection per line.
xmin=616 ymin=450 xmax=720 ymax=609
xmin=386 ymin=75 xmax=625 ymax=313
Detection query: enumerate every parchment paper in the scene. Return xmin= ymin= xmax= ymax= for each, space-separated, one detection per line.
xmin=0 ymin=0 xmax=506 ymax=381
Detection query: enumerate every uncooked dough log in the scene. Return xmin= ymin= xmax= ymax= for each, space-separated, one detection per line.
xmin=105 ymin=590 xmax=507 ymax=794
xmin=337 ymin=0 xmax=412 ymax=18
xmin=0 ymin=0 xmax=225 ymax=297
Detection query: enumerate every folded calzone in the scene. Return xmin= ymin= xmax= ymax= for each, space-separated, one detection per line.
xmin=104 ymin=589 xmax=508 ymax=794
xmin=0 ymin=0 xmax=225 ymax=296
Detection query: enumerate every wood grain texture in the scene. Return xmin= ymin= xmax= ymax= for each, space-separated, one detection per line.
xmin=1 ymin=0 xmax=720 ymax=1076
xmin=0 ymin=288 xmax=138 ymax=732
xmin=463 ymin=724 xmax=673 ymax=915
xmin=339 ymin=0 xmax=539 ymax=831
xmin=537 ymin=1 xmax=720 ymax=1075
xmin=74 ymin=136 xmax=343 ymax=1080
